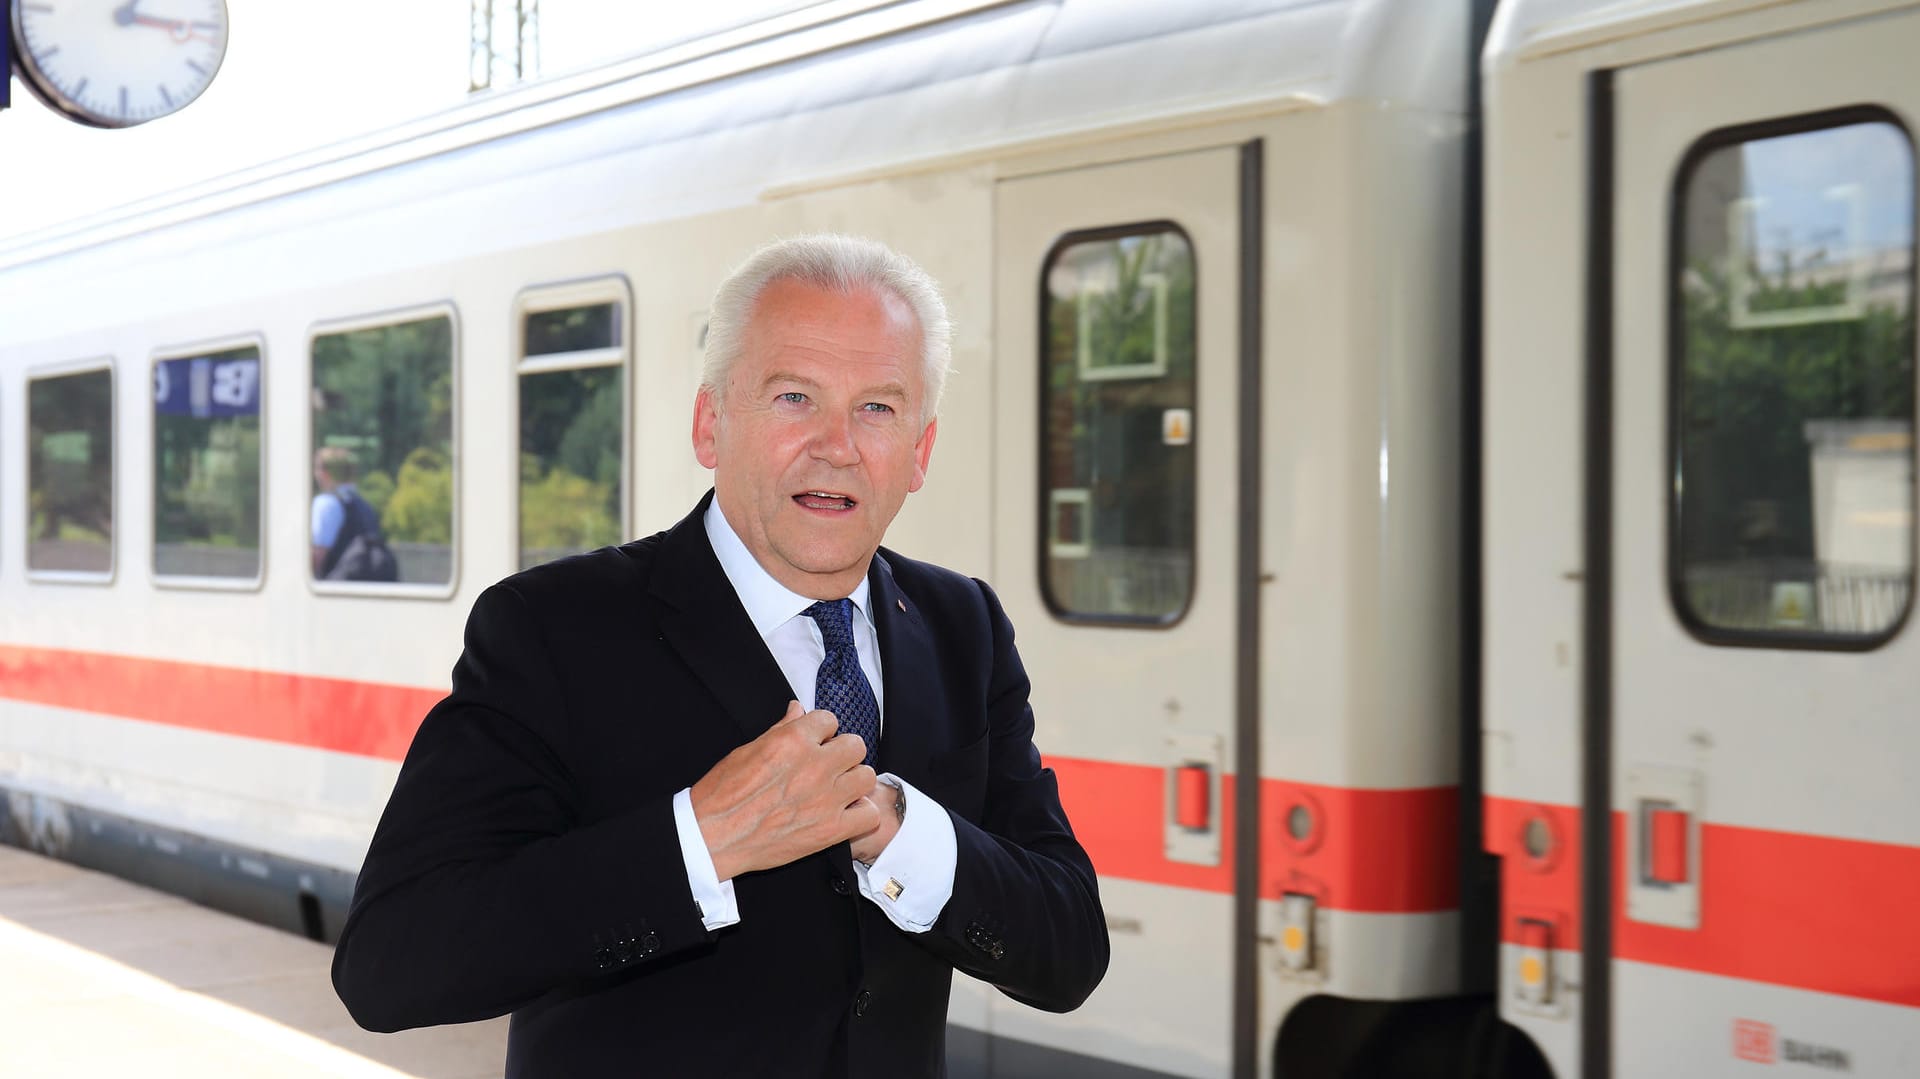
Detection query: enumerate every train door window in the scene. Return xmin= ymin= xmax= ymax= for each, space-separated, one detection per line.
xmin=1039 ymin=225 xmax=1196 ymax=623
xmin=1673 ymin=114 xmax=1916 ymax=642
xmin=515 ymin=280 xmax=630 ymax=571
xmin=28 ymin=362 xmax=115 ymax=580
xmin=310 ymin=308 xmax=457 ymax=590
xmin=152 ymin=341 xmax=264 ymax=586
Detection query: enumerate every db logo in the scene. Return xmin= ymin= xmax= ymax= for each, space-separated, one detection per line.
xmin=1735 ymin=1019 xmax=1777 ymax=1064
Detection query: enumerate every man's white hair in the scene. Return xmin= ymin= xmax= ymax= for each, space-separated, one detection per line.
xmin=700 ymin=234 xmax=953 ymax=421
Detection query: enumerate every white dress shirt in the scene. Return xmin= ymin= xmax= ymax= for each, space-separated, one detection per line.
xmin=669 ymin=500 xmax=959 ymax=934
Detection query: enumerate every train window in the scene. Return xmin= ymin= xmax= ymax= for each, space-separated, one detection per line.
xmin=152 ymin=343 xmax=264 ymax=584
xmin=28 ymin=363 xmax=115 ymax=579
xmin=1040 ymin=225 xmax=1196 ymax=624
xmin=310 ymin=311 xmax=456 ymax=588
xmin=1673 ymin=114 xmax=1916 ymax=643
xmin=516 ymin=286 xmax=629 ymax=570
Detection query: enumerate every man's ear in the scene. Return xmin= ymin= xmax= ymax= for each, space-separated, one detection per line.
xmin=692 ymin=386 xmax=720 ymax=470
xmin=907 ymin=417 xmax=938 ymax=493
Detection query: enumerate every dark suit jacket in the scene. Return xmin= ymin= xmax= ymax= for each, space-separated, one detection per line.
xmin=332 ymin=494 xmax=1109 ymax=1077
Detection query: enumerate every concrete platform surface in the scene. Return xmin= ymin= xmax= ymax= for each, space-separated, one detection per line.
xmin=0 ymin=845 xmax=507 ymax=1078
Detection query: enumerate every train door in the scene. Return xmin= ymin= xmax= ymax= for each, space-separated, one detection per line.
xmin=1607 ymin=10 xmax=1920 ymax=1074
xmin=985 ymin=146 xmax=1249 ymax=1077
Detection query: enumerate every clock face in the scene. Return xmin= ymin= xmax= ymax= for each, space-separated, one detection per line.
xmin=11 ymin=0 xmax=230 ymax=128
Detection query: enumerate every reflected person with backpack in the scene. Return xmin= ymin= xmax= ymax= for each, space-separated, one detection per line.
xmin=312 ymin=446 xmax=400 ymax=582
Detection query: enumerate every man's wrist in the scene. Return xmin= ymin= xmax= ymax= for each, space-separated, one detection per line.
xmin=854 ymin=781 xmax=905 ymax=867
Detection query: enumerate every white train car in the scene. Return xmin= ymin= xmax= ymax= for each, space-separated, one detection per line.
xmin=1484 ymin=1 xmax=1920 ymax=1076
xmin=1 ymin=0 xmax=1915 ymax=1075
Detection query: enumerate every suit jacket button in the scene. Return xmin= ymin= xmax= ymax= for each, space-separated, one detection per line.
xmin=854 ymin=990 xmax=872 ymax=1017
xmin=966 ymin=922 xmax=1005 ymax=961
xmin=831 ymin=876 xmax=852 ymax=896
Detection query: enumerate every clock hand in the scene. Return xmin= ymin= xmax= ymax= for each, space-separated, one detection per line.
xmin=111 ymin=0 xmax=142 ymax=26
xmin=128 ymin=12 xmax=211 ymax=43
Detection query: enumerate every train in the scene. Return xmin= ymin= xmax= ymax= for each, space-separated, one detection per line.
xmin=3 ymin=0 xmax=1917 ymax=1075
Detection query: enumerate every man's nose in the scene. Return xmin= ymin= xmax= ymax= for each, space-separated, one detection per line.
xmin=809 ymin=411 xmax=860 ymax=467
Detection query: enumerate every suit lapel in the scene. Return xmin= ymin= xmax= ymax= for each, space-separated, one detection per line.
xmin=650 ymin=494 xmax=797 ymax=746
xmin=868 ymin=549 xmax=945 ymax=781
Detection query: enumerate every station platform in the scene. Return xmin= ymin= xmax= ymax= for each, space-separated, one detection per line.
xmin=0 ymin=844 xmax=507 ymax=1077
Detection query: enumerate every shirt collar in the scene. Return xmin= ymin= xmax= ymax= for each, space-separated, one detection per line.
xmin=704 ymin=497 xmax=872 ymax=639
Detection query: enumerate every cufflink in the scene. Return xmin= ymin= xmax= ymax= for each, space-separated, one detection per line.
xmin=883 ymin=877 xmax=905 ymax=902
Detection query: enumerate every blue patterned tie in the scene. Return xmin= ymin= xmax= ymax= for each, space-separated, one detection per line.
xmin=804 ymin=599 xmax=880 ymax=768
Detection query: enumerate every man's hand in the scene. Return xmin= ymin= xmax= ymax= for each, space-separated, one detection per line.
xmin=848 ymin=780 xmax=903 ymax=865
xmin=691 ymin=701 xmax=881 ymax=881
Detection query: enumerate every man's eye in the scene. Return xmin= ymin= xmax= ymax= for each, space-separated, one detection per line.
xmin=860 ymin=402 xmax=894 ymax=414
xmin=776 ymin=392 xmax=808 ymax=405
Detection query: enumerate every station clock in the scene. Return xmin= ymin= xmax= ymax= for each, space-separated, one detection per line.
xmin=10 ymin=0 xmax=229 ymax=128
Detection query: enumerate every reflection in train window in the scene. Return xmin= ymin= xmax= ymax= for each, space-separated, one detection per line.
xmin=526 ymin=303 xmax=618 ymax=356
xmin=1041 ymin=226 xmax=1196 ymax=623
xmin=310 ymin=314 xmax=455 ymax=585
xmin=1674 ymin=117 xmax=1916 ymax=641
xmin=153 ymin=344 xmax=263 ymax=582
xmin=28 ymin=364 xmax=114 ymax=577
xmin=518 ymin=297 xmax=626 ymax=570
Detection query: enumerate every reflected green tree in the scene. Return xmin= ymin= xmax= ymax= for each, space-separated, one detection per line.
xmin=312 ymin=316 xmax=454 ymax=551
xmin=29 ymin=369 xmax=113 ymax=572
xmin=520 ymin=365 xmax=623 ymax=568
xmin=1679 ymin=259 xmax=1914 ymax=567
xmin=385 ymin=446 xmax=454 ymax=545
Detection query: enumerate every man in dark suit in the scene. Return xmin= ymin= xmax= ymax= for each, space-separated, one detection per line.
xmin=332 ymin=235 xmax=1109 ymax=1077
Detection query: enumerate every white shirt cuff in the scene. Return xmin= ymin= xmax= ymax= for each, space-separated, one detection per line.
xmin=851 ymin=774 xmax=956 ymax=933
xmin=672 ymin=787 xmax=739 ymax=931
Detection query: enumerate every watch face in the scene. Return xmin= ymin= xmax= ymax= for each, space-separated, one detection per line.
xmin=11 ymin=0 xmax=230 ymax=128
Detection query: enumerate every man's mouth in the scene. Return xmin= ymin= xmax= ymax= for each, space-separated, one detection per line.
xmin=794 ymin=490 xmax=858 ymax=511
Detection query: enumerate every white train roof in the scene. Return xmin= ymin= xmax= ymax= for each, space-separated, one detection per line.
xmin=0 ymin=0 xmax=1463 ymax=290
xmin=1486 ymin=0 xmax=1782 ymax=68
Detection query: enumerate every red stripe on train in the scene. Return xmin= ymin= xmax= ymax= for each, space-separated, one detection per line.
xmin=1484 ymin=796 xmax=1584 ymax=944
xmin=0 ymin=644 xmax=438 ymax=761
xmin=1485 ymin=796 xmax=1920 ymax=1008
xmin=1047 ymin=757 xmax=1459 ymax=913
xmin=1611 ymin=814 xmax=1920 ymax=1008
xmin=1 ymin=645 xmax=1460 ymax=912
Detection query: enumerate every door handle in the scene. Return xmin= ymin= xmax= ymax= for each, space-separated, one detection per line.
xmin=1624 ymin=766 xmax=1703 ymax=929
xmin=1164 ymin=732 xmax=1223 ymax=866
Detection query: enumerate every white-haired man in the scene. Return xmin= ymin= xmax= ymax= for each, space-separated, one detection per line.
xmin=333 ymin=235 xmax=1109 ymax=1077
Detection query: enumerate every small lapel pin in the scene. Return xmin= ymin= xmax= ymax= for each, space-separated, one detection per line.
xmin=896 ymin=599 xmax=906 ymax=612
